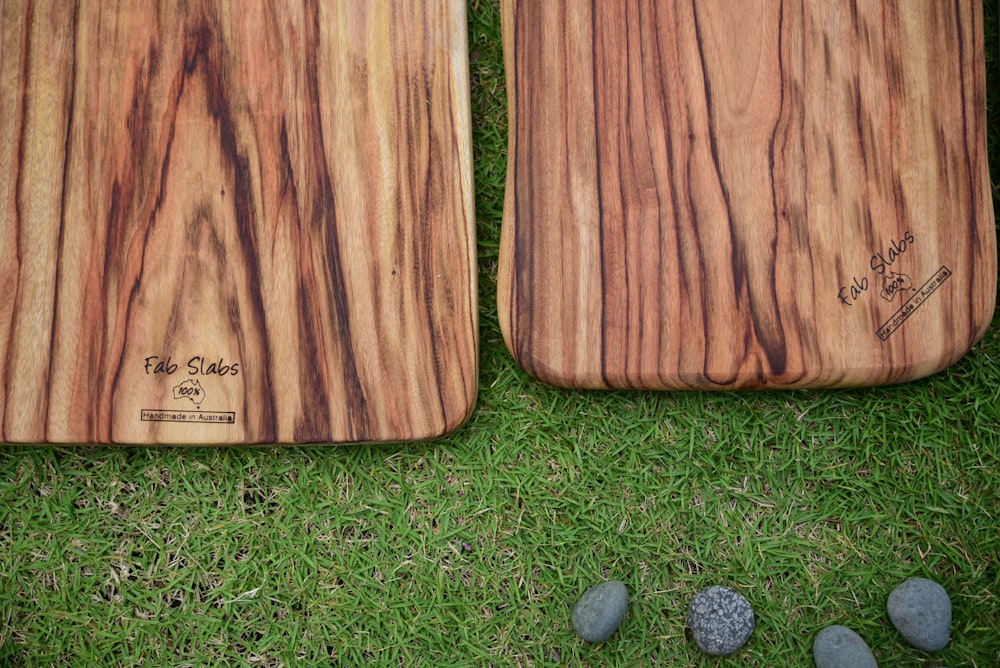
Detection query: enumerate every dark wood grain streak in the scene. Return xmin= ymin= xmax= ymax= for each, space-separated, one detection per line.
xmin=1 ymin=0 xmax=477 ymax=444
xmin=499 ymin=0 xmax=995 ymax=390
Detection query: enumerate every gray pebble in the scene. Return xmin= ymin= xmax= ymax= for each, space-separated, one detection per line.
xmin=813 ymin=625 xmax=878 ymax=668
xmin=687 ymin=585 xmax=754 ymax=656
xmin=887 ymin=577 xmax=951 ymax=652
xmin=572 ymin=580 xmax=628 ymax=643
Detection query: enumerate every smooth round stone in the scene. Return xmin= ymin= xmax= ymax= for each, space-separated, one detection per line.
xmin=887 ymin=577 xmax=951 ymax=652
xmin=687 ymin=585 xmax=755 ymax=656
xmin=572 ymin=580 xmax=629 ymax=643
xmin=813 ymin=625 xmax=878 ymax=668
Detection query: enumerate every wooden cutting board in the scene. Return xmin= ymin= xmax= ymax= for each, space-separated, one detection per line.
xmin=0 ymin=1 xmax=477 ymax=444
xmin=499 ymin=0 xmax=996 ymax=390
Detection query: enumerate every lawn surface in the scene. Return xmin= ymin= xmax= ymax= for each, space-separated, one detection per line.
xmin=2 ymin=2 xmax=998 ymax=666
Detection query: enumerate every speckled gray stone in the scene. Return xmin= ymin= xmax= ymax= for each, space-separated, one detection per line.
xmin=887 ymin=578 xmax=951 ymax=652
xmin=813 ymin=625 xmax=878 ymax=668
xmin=687 ymin=585 xmax=754 ymax=656
xmin=572 ymin=580 xmax=628 ymax=643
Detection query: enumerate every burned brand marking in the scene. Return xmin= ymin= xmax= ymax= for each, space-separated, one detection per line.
xmin=838 ymin=231 xmax=916 ymax=306
xmin=139 ymin=353 xmax=240 ymax=426
xmin=140 ymin=409 xmax=236 ymax=424
xmin=879 ymin=271 xmax=912 ymax=302
xmin=875 ymin=267 xmax=952 ymax=340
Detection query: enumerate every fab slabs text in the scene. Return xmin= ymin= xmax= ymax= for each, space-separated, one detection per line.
xmin=143 ymin=356 xmax=240 ymax=376
xmin=838 ymin=231 xmax=916 ymax=306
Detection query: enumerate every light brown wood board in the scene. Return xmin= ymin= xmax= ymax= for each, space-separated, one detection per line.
xmin=0 ymin=1 xmax=478 ymax=444
xmin=499 ymin=0 xmax=996 ymax=390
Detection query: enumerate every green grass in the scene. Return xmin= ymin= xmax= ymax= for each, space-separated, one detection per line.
xmin=1 ymin=1 xmax=998 ymax=665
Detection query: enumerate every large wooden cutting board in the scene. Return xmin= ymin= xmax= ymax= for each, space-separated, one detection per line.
xmin=0 ymin=1 xmax=477 ymax=444
xmin=499 ymin=0 xmax=996 ymax=390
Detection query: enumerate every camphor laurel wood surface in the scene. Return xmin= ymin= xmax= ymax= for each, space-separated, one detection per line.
xmin=499 ymin=0 xmax=996 ymax=390
xmin=0 ymin=1 xmax=477 ymax=444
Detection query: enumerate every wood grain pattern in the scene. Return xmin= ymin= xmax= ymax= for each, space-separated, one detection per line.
xmin=499 ymin=0 xmax=996 ymax=390
xmin=1 ymin=0 xmax=477 ymax=444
